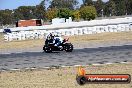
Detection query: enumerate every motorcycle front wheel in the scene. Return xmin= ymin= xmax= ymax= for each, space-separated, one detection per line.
xmin=64 ymin=43 xmax=73 ymax=52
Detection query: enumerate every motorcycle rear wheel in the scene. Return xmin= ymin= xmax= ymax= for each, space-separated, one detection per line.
xmin=43 ymin=45 xmax=52 ymax=53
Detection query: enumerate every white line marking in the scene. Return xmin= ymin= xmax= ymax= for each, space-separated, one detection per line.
xmin=4 ymin=61 xmax=131 ymax=71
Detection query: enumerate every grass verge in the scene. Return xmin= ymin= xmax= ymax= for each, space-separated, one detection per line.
xmin=0 ymin=63 xmax=132 ymax=88
xmin=0 ymin=32 xmax=132 ymax=49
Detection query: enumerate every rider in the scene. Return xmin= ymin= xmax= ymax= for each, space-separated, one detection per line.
xmin=45 ymin=33 xmax=63 ymax=47
xmin=53 ymin=34 xmax=63 ymax=47
xmin=45 ymin=33 xmax=54 ymax=44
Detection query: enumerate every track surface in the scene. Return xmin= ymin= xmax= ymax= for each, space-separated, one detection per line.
xmin=0 ymin=45 xmax=132 ymax=70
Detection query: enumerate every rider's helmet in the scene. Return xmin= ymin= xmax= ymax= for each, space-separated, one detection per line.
xmin=46 ymin=33 xmax=54 ymax=40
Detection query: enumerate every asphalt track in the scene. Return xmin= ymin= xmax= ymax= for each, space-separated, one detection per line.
xmin=0 ymin=45 xmax=132 ymax=70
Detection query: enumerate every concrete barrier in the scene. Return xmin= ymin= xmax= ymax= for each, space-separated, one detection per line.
xmin=2 ymin=17 xmax=132 ymax=41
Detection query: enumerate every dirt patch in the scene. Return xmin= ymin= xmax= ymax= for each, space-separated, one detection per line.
xmin=69 ymin=32 xmax=132 ymax=42
xmin=0 ymin=63 xmax=132 ymax=88
xmin=1 ymin=32 xmax=132 ymax=50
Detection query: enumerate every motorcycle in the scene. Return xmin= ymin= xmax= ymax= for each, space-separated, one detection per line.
xmin=43 ymin=38 xmax=73 ymax=53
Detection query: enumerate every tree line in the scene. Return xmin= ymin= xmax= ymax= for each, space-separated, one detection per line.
xmin=0 ymin=0 xmax=132 ymax=25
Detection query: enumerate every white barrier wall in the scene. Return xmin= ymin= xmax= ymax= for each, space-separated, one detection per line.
xmin=0 ymin=29 xmax=3 ymax=32
xmin=3 ymin=17 xmax=132 ymax=41
xmin=3 ymin=24 xmax=132 ymax=41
